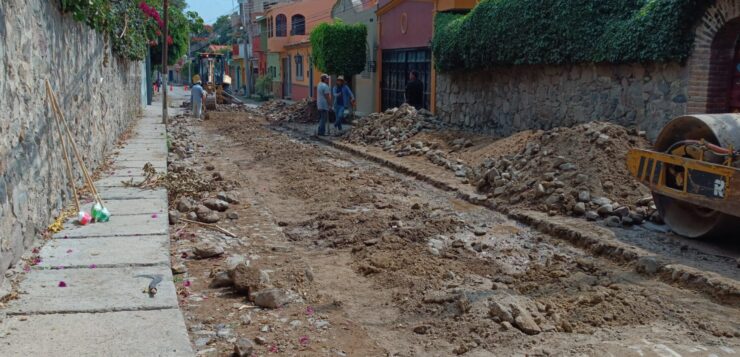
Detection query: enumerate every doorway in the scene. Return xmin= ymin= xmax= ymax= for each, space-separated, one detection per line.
xmin=282 ymin=56 xmax=292 ymax=99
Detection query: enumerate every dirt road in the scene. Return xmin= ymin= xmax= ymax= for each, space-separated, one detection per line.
xmin=168 ymin=110 xmax=739 ymax=356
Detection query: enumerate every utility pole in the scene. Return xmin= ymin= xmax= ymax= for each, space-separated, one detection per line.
xmin=162 ymin=0 xmax=169 ymax=125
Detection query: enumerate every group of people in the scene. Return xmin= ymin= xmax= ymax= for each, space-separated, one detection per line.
xmin=315 ymin=70 xmax=425 ymax=136
xmin=315 ymin=74 xmax=355 ymax=136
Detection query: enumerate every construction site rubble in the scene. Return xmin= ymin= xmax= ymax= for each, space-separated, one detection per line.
xmin=260 ymin=99 xmax=315 ymax=123
xmin=345 ymin=115 xmax=656 ymax=226
xmin=344 ymin=104 xmax=442 ymax=148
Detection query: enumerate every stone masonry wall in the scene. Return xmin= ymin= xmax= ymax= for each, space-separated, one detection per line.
xmin=0 ymin=1 xmax=143 ymax=284
xmin=435 ymin=63 xmax=688 ymax=141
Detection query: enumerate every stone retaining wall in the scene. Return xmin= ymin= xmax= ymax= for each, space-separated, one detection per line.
xmin=0 ymin=1 xmax=143 ymax=284
xmin=435 ymin=63 xmax=688 ymax=141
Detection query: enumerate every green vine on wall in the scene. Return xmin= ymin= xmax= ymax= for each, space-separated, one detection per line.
xmin=432 ymin=0 xmax=716 ymax=72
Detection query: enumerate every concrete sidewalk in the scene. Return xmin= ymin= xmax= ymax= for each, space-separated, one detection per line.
xmin=0 ymin=88 xmax=193 ymax=356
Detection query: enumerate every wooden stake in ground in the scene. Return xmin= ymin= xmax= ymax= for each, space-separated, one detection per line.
xmin=45 ymin=80 xmax=104 ymax=206
xmin=45 ymin=80 xmax=80 ymax=212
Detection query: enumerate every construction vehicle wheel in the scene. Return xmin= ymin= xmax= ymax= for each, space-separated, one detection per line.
xmin=652 ymin=114 xmax=740 ymax=239
xmin=653 ymin=193 xmax=737 ymax=238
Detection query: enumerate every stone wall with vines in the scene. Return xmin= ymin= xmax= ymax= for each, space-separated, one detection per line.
xmin=0 ymin=0 xmax=144 ymax=284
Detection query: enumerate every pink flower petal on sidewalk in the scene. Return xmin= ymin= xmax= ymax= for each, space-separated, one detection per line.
xmin=269 ymin=345 xmax=279 ymax=353
xmin=89 ymin=264 xmax=97 ymax=269
xmin=183 ymin=280 xmax=191 ymax=287
xmin=66 ymin=249 xmax=73 ymax=254
xmin=306 ymin=306 xmax=315 ymax=316
xmin=151 ymin=213 xmax=158 ymax=219
xmin=23 ymin=265 xmax=31 ymax=272
xmin=299 ymin=335 xmax=309 ymax=347
xmin=58 ymin=281 xmax=67 ymax=287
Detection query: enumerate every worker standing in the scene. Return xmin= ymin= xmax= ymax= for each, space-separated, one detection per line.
xmin=405 ymin=70 xmax=424 ymax=109
xmin=191 ymin=80 xmax=206 ymax=119
xmin=332 ymin=75 xmax=355 ymax=133
xmin=316 ymin=74 xmax=332 ymax=136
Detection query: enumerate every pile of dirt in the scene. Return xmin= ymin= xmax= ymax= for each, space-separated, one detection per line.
xmin=377 ymin=121 xmax=655 ymax=225
xmin=260 ymin=99 xmax=315 ymax=123
xmin=343 ymin=104 xmax=443 ymax=148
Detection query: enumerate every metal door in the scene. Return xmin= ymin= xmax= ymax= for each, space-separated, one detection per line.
xmin=381 ymin=48 xmax=431 ymax=111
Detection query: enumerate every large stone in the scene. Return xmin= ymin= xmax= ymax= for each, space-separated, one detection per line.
xmin=234 ymin=338 xmax=255 ymax=357
xmin=209 ymin=271 xmax=234 ymax=288
xmin=573 ymin=202 xmax=586 ymax=215
xmin=194 ymin=242 xmax=224 ymax=259
xmin=196 ymin=205 xmax=221 ymax=224
xmin=203 ymin=198 xmax=229 ymax=212
xmin=176 ymin=198 xmax=196 ymax=213
xmin=597 ymin=204 xmax=614 ymax=216
xmin=168 ymin=210 xmax=180 ymax=225
xmin=251 ymin=288 xmax=288 ymax=309
xmin=489 ymin=301 xmax=514 ymax=323
xmin=230 ymin=263 xmax=266 ymax=295
xmin=216 ymin=192 xmax=239 ymax=205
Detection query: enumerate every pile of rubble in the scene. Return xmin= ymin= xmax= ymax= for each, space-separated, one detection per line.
xmin=383 ymin=120 xmax=657 ymax=227
xmin=344 ymin=104 xmax=443 ymax=148
xmin=468 ymin=122 xmax=654 ymax=225
xmin=260 ymin=99 xmax=315 ymax=123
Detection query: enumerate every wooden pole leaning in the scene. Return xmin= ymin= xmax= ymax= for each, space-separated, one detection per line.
xmin=45 ymin=80 xmax=80 ymax=212
xmin=45 ymin=80 xmax=104 ymax=206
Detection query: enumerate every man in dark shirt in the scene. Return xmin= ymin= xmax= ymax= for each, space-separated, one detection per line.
xmin=405 ymin=70 xmax=424 ymax=109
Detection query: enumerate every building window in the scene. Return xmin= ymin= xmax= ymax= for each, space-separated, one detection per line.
xmin=295 ymin=54 xmax=304 ymax=80
xmin=267 ymin=16 xmax=273 ymax=38
xmin=291 ymin=15 xmax=305 ymax=35
xmin=276 ymin=14 xmax=287 ymax=37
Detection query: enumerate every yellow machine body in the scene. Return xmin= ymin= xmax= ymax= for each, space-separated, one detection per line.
xmin=626 ymin=148 xmax=740 ymax=216
xmin=626 ymin=114 xmax=740 ymax=238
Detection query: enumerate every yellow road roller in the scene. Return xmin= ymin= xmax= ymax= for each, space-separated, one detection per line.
xmin=626 ymin=114 xmax=740 ymax=238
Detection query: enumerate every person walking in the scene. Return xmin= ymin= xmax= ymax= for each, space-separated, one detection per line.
xmin=316 ymin=74 xmax=332 ymax=136
xmin=332 ymin=75 xmax=355 ymax=133
xmin=405 ymin=70 xmax=424 ymax=109
xmin=191 ymin=80 xmax=206 ymax=119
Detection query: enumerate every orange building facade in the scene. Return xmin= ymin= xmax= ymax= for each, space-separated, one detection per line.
xmin=264 ymin=0 xmax=336 ymax=100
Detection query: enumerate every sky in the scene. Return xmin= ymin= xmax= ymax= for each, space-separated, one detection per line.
xmin=185 ymin=0 xmax=239 ymax=24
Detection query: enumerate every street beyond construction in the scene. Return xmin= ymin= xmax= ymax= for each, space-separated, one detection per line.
xmin=164 ymin=102 xmax=739 ymax=356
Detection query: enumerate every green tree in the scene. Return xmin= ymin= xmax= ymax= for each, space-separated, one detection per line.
xmin=212 ymin=15 xmax=234 ymax=45
xmin=310 ymin=21 xmax=367 ymax=78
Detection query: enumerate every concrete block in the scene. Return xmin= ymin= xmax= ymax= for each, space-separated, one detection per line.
xmin=41 ymin=235 xmax=169 ymax=268
xmin=52 ymin=213 xmax=167 ymax=239
xmin=0 ymin=309 xmax=193 ymax=356
xmin=5 ymin=266 xmax=177 ymax=314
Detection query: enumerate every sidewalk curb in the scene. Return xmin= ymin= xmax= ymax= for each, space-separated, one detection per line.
xmin=277 ymin=123 xmax=740 ymax=307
